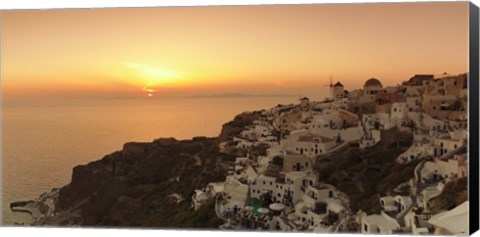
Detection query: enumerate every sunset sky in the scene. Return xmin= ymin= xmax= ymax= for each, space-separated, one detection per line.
xmin=1 ymin=2 xmax=469 ymax=102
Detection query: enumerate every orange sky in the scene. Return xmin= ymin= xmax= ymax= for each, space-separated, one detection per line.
xmin=1 ymin=2 xmax=469 ymax=101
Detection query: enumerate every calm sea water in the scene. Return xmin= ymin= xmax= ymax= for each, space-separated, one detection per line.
xmin=1 ymin=96 xmax=296 ymax=225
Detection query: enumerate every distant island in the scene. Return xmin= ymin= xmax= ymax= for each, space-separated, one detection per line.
xmin=186 ymin=93 xmax=298 ymax=98
xmin=12 ymin=73 xmax=469 ymax=235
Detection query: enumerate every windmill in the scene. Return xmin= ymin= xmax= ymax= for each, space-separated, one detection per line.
xmin=322 ymin=74 xmax=334 ymax=88
xmin=434 ymin=72 xmax=450 ymax=79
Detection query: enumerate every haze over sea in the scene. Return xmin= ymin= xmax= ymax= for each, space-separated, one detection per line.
xmin=1 ymin=95 xmax=308 ymax=225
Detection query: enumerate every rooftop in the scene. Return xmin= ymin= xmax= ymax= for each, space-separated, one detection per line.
xmin=364 ymin=212 xmax=400 ymax=231
xmin=364 ymin=78 xmax=383 ymax=88
xmin=333 ymin=81 xmax=344 ymax=87
xmin=298 ymin=135 xmax=334 ymax=143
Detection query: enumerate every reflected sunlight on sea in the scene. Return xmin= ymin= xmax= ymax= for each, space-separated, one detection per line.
xmin=1 ymin=96 xmax=298 ymax=224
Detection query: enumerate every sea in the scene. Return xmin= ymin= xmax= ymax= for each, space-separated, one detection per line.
xmin=1 ymin=96 xmax=299 ymax=225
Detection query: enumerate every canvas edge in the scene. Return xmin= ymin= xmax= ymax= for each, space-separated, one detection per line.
xmin=469 ymin=1 xmax=479 ymax=235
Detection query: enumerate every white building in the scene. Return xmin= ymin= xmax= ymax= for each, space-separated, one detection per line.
xmin=403 ymin=208 xmax=433 ymax=235
xmin=390 ymin=102 xmax=409 ymax=120
xmin=303 ymin=184 xmax=337 ymax=209
xmin=284 ymin=171 xmax=307 ymax=205
xmin=281 ymin=130 xmax=337 ymax=157
xmin=283 ymin=154 xmax=314 ymax=172
xmin=405 ymin=87 xmax=421 ymax=112
xmin=431 ymin=136 xmax=464 ymax=158
xmin=380 ymin=195 xmax=413 ymax=214
xmin=300 ymin=97 xmax=310 ymax=108
xmin=233 ymin=136 xmax=256 ymax=149
xmin=419 ymin=159 xmax=460 ymax=184
xmin=251 ymin=175 xmax=277 ymax=200
xmin=361 ymin=212 xmax=401 ymax=234
xmin=192 ymin=190 xmax=209 ymax=210
xmin=219 ymin=177 xmax=249 ymax=217
xmin=257 ymin=156 xmax=272 ymax=174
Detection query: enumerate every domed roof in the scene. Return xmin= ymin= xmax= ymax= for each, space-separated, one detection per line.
xmin=364 ymin=78 xmax=383 ymax=88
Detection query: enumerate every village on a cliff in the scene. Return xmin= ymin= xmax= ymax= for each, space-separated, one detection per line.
xmin=10 ymin=73 xmax=469 ymax=235
xmin=191 ymin=73 xmax=469 ymax=235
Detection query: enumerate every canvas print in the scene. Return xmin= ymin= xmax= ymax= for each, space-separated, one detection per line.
xmin=0 ymin=1 xmax=476 ymax=235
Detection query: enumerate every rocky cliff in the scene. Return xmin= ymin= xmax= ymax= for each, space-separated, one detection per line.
xmin=20 ymin=111 xmax=259 ymax=227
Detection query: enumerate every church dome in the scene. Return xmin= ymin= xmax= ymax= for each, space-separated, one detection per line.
xmin=364 ymin=78 xmax=383 ymax=88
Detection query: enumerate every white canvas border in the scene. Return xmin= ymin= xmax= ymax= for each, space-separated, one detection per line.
xmin=0 ymin=1 xmax=478 ymax=237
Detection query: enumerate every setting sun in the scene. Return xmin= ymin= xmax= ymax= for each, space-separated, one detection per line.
xmin=1 ymin=2 xmax=469 ymax=102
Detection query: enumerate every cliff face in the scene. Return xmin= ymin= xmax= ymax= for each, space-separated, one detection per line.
xmin=427 ymin=176 xmax=468 ymax=213
xmin=217 ymin=111 xmax=261 ymax=142
xmin=53 ymin=140 xmax=212 ymax=226
xmin=314 ymin=128 xmax=416 ymax=214
xmin=45 ymin=112 xmax=259 ymax=227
